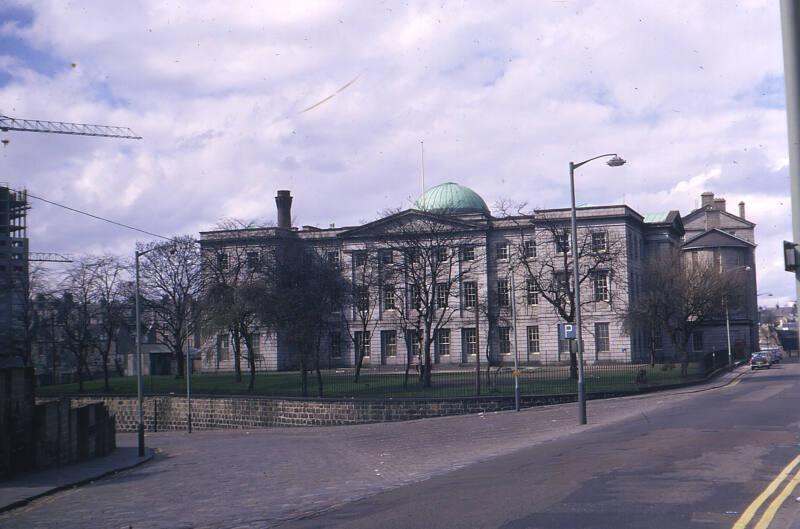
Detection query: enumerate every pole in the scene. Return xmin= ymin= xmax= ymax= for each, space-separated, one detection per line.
xmin=134 ymin=251 xmax=145 ymax=457
xmin=569 ymin=162 xmax=587 ymax=425
xmin=186 ymin=333 xmax=192 ymax=433
xmin=725 ymin=299 xmax=733 ymax=369
xmin=780 ymin=1 xmax=800 ymax=311
xmin=510 ymin=273 xmax=520 ymax=412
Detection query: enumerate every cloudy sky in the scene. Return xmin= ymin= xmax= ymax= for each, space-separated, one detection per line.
xmin=0 ymin=0 xmax=793 ymax=305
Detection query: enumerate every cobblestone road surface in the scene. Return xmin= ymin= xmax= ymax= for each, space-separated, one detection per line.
xmin=0 ymin=372 xmax=742 ymax=529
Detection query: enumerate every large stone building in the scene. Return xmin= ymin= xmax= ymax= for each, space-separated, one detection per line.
xmin=198 ymin=184 xmax=759 ymax=371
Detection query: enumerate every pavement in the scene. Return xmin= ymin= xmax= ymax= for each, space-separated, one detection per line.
xmin=0 ymin=436 xmax=153 ymax=513
xmin=0 ymin=365 xmax=760 ymax=529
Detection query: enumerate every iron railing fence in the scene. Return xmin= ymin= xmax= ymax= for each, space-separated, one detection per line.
xmin=37 ymin=356 xmax=720 ymax=400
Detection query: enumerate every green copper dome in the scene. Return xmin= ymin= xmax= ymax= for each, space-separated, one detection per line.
xmin=414 ymin=182 xmax=490 ymax=215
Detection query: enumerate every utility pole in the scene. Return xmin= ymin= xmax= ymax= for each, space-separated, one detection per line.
xmin=781 ymin=1 xmax=800 ymax=306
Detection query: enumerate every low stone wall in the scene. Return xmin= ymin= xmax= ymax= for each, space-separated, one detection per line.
xmin=72 ymin=393 xmax=611 ymax=432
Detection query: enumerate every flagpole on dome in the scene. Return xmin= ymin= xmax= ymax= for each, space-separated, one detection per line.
xmin=420 ymin=140 xmax=426 ymax=194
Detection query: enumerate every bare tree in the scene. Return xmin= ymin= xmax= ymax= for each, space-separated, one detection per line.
xmin=256 ymin=241 xmax=347 ymax=397
xmin=338 ymin=244 xmax=384 ymax=383
xmin=377 ymin=211 xmax=484 ymax=388
xmin=57 ymin=258 xmax=100 ymax=393
xmin=139 ymin=236 xmax=202 ymax=379
xmin=624 ymin=248 xmax=743 ymax=376
xmin=506 ymin=209 xmax=628 ymax=378
xmin=90 ymin=255 xmax=130 ymax=392
xmin=202 ymin=219 xmax=270 ymax=389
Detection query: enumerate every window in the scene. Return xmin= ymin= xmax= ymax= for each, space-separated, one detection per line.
xmin=463 ymin=328 xmax=478 ymax=355
xmin=496 ymin=242 xmax=508 ymax=260
xmin=555 ymin=230 xmax=570 ymax=254
xmin=354 ymin=251 xmax=367 ymax=266
xmin=436 ymin=247 xmax=449 ymax=262
xmin=497 ymin=279 xmax=510 ymax=307
xmin=217 ymin=252 xmax=229 ymax=270
xmin=526 ymin=279 xmax=538 ymax=305
xmin=523 ymin=239 xmax=536 ymax=258
xmin=436 ymin=282 xmax=448 ymax=308
xmin=436 ymin=329 xmax=451 ymax=356
xmin=327 ymin=251 xmax=340 ymax=267
xmin=10 ymin=253 xmax=22 ymax=261
xmin=595 ymin=323 xmax=610 ymax=353
xmin=462 ymin=245 xmax=475 ymax=261
xmin=464 ymin=281 xmax=477 ymax=308
xmin=555 ymin=271 xmax=570 ymax=294
xmin=527 ymin=326 xmax=540 ymax=354
xmin=246 ymin=251 xmax=260 ymax=269
xmin=692 ymin=331 xmax=704 ymax=352
xmin=407 ymin=330 xmax=421 ymax=357
xmin=592 ymin=232 xmax=607 ymax=253
xmin=381 ymin=250 xmax=394 ymax=264
xmin=217 ymin=334 xmax=230 ymax=362
xmin=330 ymin=332 xmax=342 ymax=358
xmin=355 ymin=331 xmax=371 ymax=357
xmin=383 ymin=285 xmax=396 ymax=310
xmin=250 ymin=333 xmax=261 ymax=357
xmin=653 ymin=327 xmax=663 ymax=350
xmin=410 ymin=285 xmax=422 ymax=309
xmin=593 ymin=272 xmax=609 ymax=302
xmin=405 ymin=248 xmax=420 ymax=264
xmin=381 ymin=330 xmax=397 ymax=357
xmin=356 ymin=287 xmax=369 ymax=313
xmin=499 ymin=326 xmax=511 ymax=355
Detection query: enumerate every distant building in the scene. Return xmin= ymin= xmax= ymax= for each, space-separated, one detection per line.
xmin=681 ymin=192 xmax=759 ymax=361
xmin=198 ymin=186 xmax=760 ymax=371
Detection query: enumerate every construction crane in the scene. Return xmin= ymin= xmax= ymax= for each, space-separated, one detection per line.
xmin=0 ymin=115 xmax=141 ymax=140
xmin=29 ymin=252 xmax=73 ymax=263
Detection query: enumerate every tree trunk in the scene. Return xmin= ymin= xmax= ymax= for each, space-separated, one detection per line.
xmin=403 ymin=339 xmax=411 ymax=390
xmin=102 ymin=352 xmax=110 ymax=392
xmin=569 ymin=346 xmax=578 ymax=380
xmin=354 ymin=340 xmax=365 ymax=383
xmin=300 ymin=356 xmax=309 ymax=397
xmin=232 ymin=329 xmax=242 ymax=383
xmin=245 ymin=331 xmax=256 ymax=392
xmin=315 ymin=355 xmax=323 ymax=398
xmin=679 ymin=343 xmax=690 ymax=377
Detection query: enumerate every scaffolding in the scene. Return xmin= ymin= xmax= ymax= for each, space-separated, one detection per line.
xmin=0 ymin=184 xmax=29 ymax=239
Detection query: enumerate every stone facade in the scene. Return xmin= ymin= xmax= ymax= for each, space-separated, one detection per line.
xmin=198 ymin=187 xmax=759 ymax=371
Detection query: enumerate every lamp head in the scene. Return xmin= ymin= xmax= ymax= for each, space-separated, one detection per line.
xmin=607 ymin=155 xmax=626 ymax=167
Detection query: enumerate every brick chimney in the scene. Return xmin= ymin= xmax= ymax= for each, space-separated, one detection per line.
xmin=275 ymin=190 xmax=292 ymax=229
xmin=738 ymin=201 xmax=746 ymax=219
xmin=701 ymin=192 xmax=714 ymax=209
xmin=713 ymin=197 xmax=726 ymax=211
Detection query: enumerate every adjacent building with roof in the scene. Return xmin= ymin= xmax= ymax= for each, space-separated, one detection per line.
xmin=198 ymin=185 xmax=759 ymax=371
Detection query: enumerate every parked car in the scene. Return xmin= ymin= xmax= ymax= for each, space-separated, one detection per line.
xmin=759 ymin=348 xmax=782 ymax=364
xmin=751 ymin=353 xmax=771 ymax=370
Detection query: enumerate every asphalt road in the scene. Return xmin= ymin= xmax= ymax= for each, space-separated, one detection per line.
xmin=283 ymin=363 xmax=800 ymax=529
xmin=2 ymin=363 xmax=798 ymax=529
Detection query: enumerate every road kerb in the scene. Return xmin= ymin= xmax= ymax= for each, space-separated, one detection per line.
xmin=731 ymin=454 xmax=800 ymax=529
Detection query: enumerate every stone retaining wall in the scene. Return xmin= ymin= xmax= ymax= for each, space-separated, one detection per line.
xmin=72 ymin=392 xmax=629 ymax=432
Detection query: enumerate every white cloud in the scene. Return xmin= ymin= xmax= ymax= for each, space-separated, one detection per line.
xmin=0 ymin=0 xmax=795 ymax=302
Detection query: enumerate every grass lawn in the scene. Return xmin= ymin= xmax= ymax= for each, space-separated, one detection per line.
xmin=36 ymin=362 xmax=707 ymax=400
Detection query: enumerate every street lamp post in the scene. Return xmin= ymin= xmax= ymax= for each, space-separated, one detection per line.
xmin=134 ymin=241 xmax=178 ymax=456
xmin=569 ymin=153 xmax=626 ymax=426
xmin=134 ymin=248 xmax=147 ymax=457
